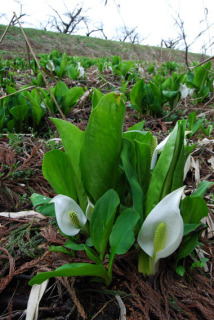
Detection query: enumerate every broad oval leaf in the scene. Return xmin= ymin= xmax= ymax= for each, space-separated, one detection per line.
xmin=110 ymin=208 xmax=139 ymax=255
xmin=90 ymin=189 xmax=120 ymax=260
xmin=180 ymin=196 xmax=208 ymax=224
xmin=80 ymin=93 xmax=125 ymax=203
xmin=50 ymin=118 xmax=86 ymax=210
xmin=62 ymin=87 xmax=84 ymax=115
xmin=42 ymin=149 xmax=77 ymax=201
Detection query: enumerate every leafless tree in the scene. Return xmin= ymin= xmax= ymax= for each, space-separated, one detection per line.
xmin=172 ymin=9 xmax=214 ymax=67
xmin=1 ymin=0 xmax=26 ymax=26
xmin=39 ymin=19 xmax=52 ymax=32
xmin=0 ymin=14 xmax=7 ymax=23
xmin=162 ymin=38 xmax=181 ymax=49
xmin=104 ymin=0 xmax=120 ymax=5
xmin=48 ymin=4 xmax=87 ymax=34
xmin=11 ymin=0 xmax=27 ymax=25
xmin=84 ymin=21 xmax=108 ymax=39
xmin=116 ymin=26 xmax=143 ymax=44
xmin=173 ymin=13 xmax=191 ymax=67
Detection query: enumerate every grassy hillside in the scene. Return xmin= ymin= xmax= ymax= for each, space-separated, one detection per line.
xmin=0 ymin=24 xmax=206 ymax=63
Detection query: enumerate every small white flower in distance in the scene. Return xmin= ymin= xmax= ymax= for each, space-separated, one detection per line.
xmin=77 ymin=62 xmax=85 ymax=78
xmin=179 ymin=83 xmax=195 ymax=99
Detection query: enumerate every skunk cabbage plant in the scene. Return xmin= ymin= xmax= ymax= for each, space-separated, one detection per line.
xmin=30 ymin=92 xmax=210 ymax=287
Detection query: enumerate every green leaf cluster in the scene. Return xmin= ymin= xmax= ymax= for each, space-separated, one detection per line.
xmin=30 ymin=91 xmax=211 ymax=286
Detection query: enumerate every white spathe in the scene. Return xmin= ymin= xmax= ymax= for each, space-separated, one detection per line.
xmin=179 ymin=83 xmax=195 ymax=99
xmin=51 ymin=195 xmax=87 ymax=236
xmin=184 ymin=154 xmax=191 ymax=180
xmin=138 ymin=187 xmax=185 ymax=273
xmin=150 ymin=132 xmax=191 ymax=180
xmin=46 ymin=60 xmax=55 ymax=72
xmin=77 ymin=62 xmax=85 ymax=78
xmin=85 ymin=198 xmax=94 ymax=221
xmin=150 ymin=135 xmax=169 ymax=170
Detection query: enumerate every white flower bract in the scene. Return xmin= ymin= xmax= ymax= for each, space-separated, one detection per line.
xmin=179 ymin=83 xmax=195 ymax=99
xmin=150 ymin=135 xmax=170 ymax=169
xmin=150 ymin=132 xmax=191 ymax=181
xmin=50 ymin=195 xmax=87 ymax=236
xmin=77 ymin=62 xmax=85 ymax=78
xmin=138 ymin=187 xmax=185 ymax=273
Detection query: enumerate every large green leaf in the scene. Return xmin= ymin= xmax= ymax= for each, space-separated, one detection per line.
xmin=90 ymin=189 xmax=120 ymax=260
xmin=31 ymin=193 xmax=51 ymax=207
xmin=92 ymin=88 xmax=104 ymax=109
xmin=29 ymin=263 xmax=108 ymax=285
xmin=171 ymin=144 xmax=185 ymax=191
xmin=110 ymin=208 xmax=139 ymax=255
xmin=80 ymin=93 xmax=125 ymax=203
xmin=148 ymin=82 xmax=162 ymax=114
xmin=183 ymin=223 xmax=202 ymax=236
xmin=145 ymin=123 xmax=178 ymax=215
xmin=31 ymin=88 xmax=41 ymax=103
xmin=180 ymin=196 xmax=208 ymax=224
xmin=191 ymin=181 xmax=214 ymax=198
xmin=42 ymin=149 xmax=77 ymax=201
xmin=51 ymin=118 xmax=86 ymax=210
xmin=7 ymin=119 xmax=16 ymax=132
xmin=67 ymin=64 xmax=79 ymax=80
xmin=9 ymin=104 xmax=29 ymax=121
xmin=62 ymin=87 xmax=84 ymax=115
xmin=30 ymin=193 xmax=55 ymax=217
xmin=122 ymin=130 xmax=152 ymax=144
xmin=6 ymin=86 xmax=16 ymax=94
xmin=128 ymin=121 xmax=145 ymax=131
xmin=175 ymin=233 xmax=199 ymax=265
xmin=161 ymin=120 xmax=185 ymax=198
xmin=134 ymin=140 xmax=151 ymax=199
xmin=193 ymin=61 xmax=211 ymax=91
xmin=130 ymin=79 xmax=146 ymax=113
xmin=120 ymin=138 xmax=143 ymax=221
xmin=162 ymin=90 xmax=181 ymax=109
xmin=54 ymin=80 xmax=68 ymax=97
xmin=64 ymin=239 xmax=86 ymax=251
xmin=24 ymin=91 xmax=43 ymax=127
xmin=58 ymin=52 xmax=67 ymax=78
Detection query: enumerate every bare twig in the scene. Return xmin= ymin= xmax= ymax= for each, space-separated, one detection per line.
xmin=91 ymin=297 xmax=115 ymax=320
xmin=0 ymin=14 xmax=15 ymax=44
xmin=25 ymin=41 xmax=31 ymax=72
xmin=60 ymin=278 xmax=87 ymax=320
xmin=0 ymin=86 xmax=36 ymax=100
xmin=189 ymin=55 xmax=214 ymax=69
